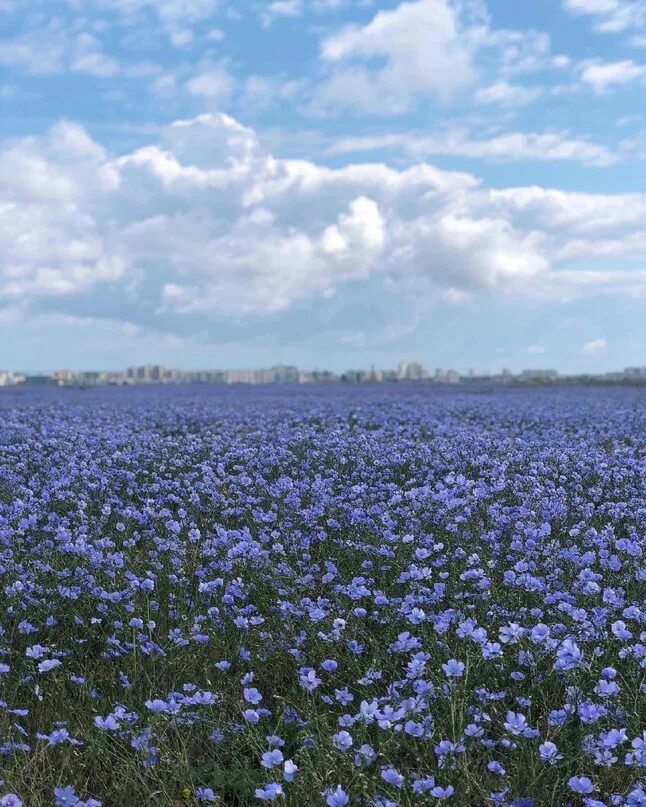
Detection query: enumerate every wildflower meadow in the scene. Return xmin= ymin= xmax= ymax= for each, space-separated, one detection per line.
xmin=0 ymin=384 xmax=644 ymax=807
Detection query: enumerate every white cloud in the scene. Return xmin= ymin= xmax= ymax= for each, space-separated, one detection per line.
xmin=474 ymin=81 xmax=542 ymax=106
xmin=261 ymin=0 xmax=303 ymax=26
xmin=185 ymin=65 xmax=234 ymax=100
xmin=71 ymin=33 xmax=120 ymax=77
xmin=241 ymin=75 xmax=304 ymax=112
xmin=260 ymin=0 xmax=348 ymax=23
xmin=580 ymin=59 xmax=646 ymax=93
xmin=0 ymin=22 xmax=159 ymax=79
xmin=327 ymin=129 xmax=617 ymax=166
xmin=0 ymin=26 xmax=120 ymax=77
xmin=68 ymin=0 xmax=220 ymax=45
xmin=527 ymin=345 xmax=546 ymax=354
xmin=563 ymin=0 xmax=646 ymax=37
xmin=582 ymin=337 xmax=607 ymax=354
xmin=489 ymin=186 xmax=646 ymax=232
xmin=1 ymin=113 xmax=645 ymax=325
xmin=317 ymin=0 xmax=476 ymax=113
xmin=313 ymin=1 xmax=574 ymax=114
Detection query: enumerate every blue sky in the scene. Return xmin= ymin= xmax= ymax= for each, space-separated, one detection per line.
xmin=0 ymin=0 xmax=644 ymax=373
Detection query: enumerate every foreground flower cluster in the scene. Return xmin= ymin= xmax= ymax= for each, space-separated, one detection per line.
xmin=0 ymin=384 xmax=644 ymax=806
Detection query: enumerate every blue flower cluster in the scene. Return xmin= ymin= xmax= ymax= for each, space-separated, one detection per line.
xmin=0 ymin=384 xmax=643 ymax=806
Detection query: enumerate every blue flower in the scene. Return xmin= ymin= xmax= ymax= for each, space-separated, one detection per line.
xmin=332 ymin=731 xmax=353 ymax=751
xmin=261 ymin=750 xmax=284 ymax=769
xmin=195 ymin=788 xmax=217 ymax=802
xmin=380 ymin=767 xmax=404 ymax=788
xmin=431 ymin=785 xmax=455 ymax=799
xmin=538 ymin=741 xmax=562 ymax=763
xmin=283 ymin=760 xmax=298 ymax=782
xmin=255 ymin=783 xmax=283 ymax=801
xmin=243 ymin=687 xmax=262 ymax=705
xmin=568 ymin=776 xmax=595 ymax=795
xmin=442 ymin=659 xmax=465 ymax=678
xmin=54 ymin=786 xmax=79 ymax=807
xmin=38 ymin=659 xmax=61 ymax=673
xmin=555 ymin=639 xmax=584 ymax=671
xmin=94 ymin=714 xmax=119 ymax=731
xmin=322 ymin=786 xmax=349 ymax=807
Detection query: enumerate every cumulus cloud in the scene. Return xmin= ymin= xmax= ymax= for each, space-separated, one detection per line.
xmin=317 ymin=0 xmax=477 ymax=113
xmin=312 ymin=0 xmax=581 ymax=115
xmin=1 ymin=113 xmax=645 ymax=329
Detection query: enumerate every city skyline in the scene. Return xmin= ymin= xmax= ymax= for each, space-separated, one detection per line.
xmin=1 ymin=352 xmax=644 ymax=376
xmin=2 ymin=361 xmax=645 ymax=388
xmin=1 ymin=0 xmax=645 ymax=370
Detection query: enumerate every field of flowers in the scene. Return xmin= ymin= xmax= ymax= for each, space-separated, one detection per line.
xmin=0 ymin=383 xmax=644 ymax=807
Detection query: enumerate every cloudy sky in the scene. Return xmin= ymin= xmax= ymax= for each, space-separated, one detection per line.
xmin=1 ymin=0 xmax=644 ymax=373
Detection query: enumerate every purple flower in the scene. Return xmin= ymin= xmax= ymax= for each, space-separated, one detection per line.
xmin=332 ymin=731 xmax=353 ymax=752
xmin=380 ymin=767 xmax=404 ymax=788
xmin=442 ymin=659 xmax=465 ymax=678
xmin=283 ymin=760 xmax=298 ymax=782
xmin=0 ymin=796 xmax=23 ymax=807
xmin=145 ymin=699 xmax=171 ymax=713
xmin=243 ymin=687 xmax=262 ymax=705
xmin=38 ymin=659 xmax=61 ymax=673
xmin=322 ymin=787 xmax=349 ymax=807
xmin=555 ymin=639 xmax=584 ymax=671
xmin=26 ymin=644 xmax=49 ymax=659
xmin=94 ymin=714 xmax=119 ymax=731
xmin=261 ymin=749 xmax=284 ymax=769
xmin=568 ymin=777 xmax=595 ymax=795
xmin=626 ymin=786 xmax=646 ymax=806
xmin=195 ymin=788 xmax=217 ymax=802
xmin=298 ymin=667 xmax=322 ymax=691
xmin=503 ymin=711 xmax=528 ymax=736
xmin=538 ymin=741 xmax=562 ymax=763
xmin=255 ymin=783 xmax=283 ymax=801
xmin=412 ymin=777 xmax=436 ymax=794
xmin=611 ymin=620 xmax=632 ymax=639
xmin=431 ymin=785 xmax=455 ymax=799
xmin=54 ymin=786 xmax=79 ymax=807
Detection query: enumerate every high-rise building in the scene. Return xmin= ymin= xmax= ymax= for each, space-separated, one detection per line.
xmin=397 ymin=361 xmax=428 ymax=381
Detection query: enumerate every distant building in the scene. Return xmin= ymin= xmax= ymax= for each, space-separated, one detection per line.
xmin=23 ymin=375 xmax=51 ymax=385
xmin=397 ymin=361 xmax=428 ymax=381
xmin=520 ymin=369 xmax=559 ymax=382
xmin=0 ymin=371 xmax=25 ymax=386
xmin=1 ymin=362 xmax=642 ymax=390
xmin=53 ymin=369 xmax=76 ymax=385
